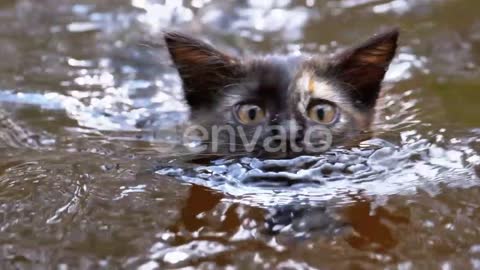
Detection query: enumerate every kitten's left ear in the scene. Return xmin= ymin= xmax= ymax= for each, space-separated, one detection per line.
xmin=329 ymin=29 xmax=399 ymax=109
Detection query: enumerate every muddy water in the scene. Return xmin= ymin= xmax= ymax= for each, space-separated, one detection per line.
xmin=1 ymin=0 xmax=480 ymax=269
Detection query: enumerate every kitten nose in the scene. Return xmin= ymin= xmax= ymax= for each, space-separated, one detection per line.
xmin=269 ymin=120 xmax=301 ymax=138
xmin=282 ymin=120 xmax=300 ymax=136
xmin=281 ymin=119 xmax=303 ymax=146
xmin=267 ymin=119 xmax=303 ymax=156
xmin=282 ymin=120 xmax=304 ymax=155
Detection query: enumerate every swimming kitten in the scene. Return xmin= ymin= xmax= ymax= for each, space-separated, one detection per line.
xmin=164 ymin=29 xmax=398 ymax=158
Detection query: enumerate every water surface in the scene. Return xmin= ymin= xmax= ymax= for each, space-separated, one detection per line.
xmin=1 ymin=0 xmax=480 ymax=269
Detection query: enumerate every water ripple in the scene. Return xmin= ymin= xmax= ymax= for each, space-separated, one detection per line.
xmin=157 ymin=137 xmax=479 ymax=206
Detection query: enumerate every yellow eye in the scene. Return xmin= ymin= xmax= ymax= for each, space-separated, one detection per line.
xmin=307 ymin=102 xmax=337 ymax=124
xmin=235 ymin=104 xmax=266 ymax=125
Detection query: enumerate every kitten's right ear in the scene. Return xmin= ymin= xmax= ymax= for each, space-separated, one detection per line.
xmin=328 ymin=29 xmax=399 ymax=109
xmin=164 ymin=32 xmax=243 ymax=109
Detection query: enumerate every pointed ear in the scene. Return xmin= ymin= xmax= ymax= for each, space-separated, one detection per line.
xmin=329 ymin=29 xmax=399 ymax=109
xmin=164 ymin=32 xmax=243 ymax=109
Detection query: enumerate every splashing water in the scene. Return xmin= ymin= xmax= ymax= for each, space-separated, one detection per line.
xmin=156 ymin=137 xmax=479 ymax=206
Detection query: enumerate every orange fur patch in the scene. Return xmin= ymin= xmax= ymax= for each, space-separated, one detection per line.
xmin=308 ymin=76 xmax=315 ymax=94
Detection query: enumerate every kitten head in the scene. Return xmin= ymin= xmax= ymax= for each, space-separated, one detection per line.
xmin=165 ymin=30 xmax=398 ymax=158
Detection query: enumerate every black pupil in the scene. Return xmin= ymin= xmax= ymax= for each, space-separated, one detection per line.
xmin=316 ymin=107 xmax=325 ymax=120
xmin=248 ymin=108 xmax=257 ymax=120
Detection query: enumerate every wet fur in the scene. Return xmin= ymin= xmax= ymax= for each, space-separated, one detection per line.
xmin=165 ymin=30 xmax=399 ymax=158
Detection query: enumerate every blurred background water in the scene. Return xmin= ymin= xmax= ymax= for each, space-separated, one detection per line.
xmin=0 ymin=0 xmax=480 ymax=269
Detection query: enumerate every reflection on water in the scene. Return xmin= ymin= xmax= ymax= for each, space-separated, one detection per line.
xmin=0 ymin=0 xmax=480 ymax=269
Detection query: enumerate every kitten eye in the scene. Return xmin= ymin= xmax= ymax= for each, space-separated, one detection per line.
xmin=307 ymin=102 xmax=337 ymax=124
xmin=235 ymin=104 xmax=266 ymax=125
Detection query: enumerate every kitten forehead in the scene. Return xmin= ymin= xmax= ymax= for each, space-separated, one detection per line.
xmin=297 ymin=71 xmax=338 ymax=101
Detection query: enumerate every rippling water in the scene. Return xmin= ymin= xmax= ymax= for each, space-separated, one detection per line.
xmin=1 ymin=0 xmax=480 ymax=269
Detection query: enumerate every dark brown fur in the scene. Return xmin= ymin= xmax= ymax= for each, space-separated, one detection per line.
xmin=165 ymin=29 xmax=398 ymax=157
